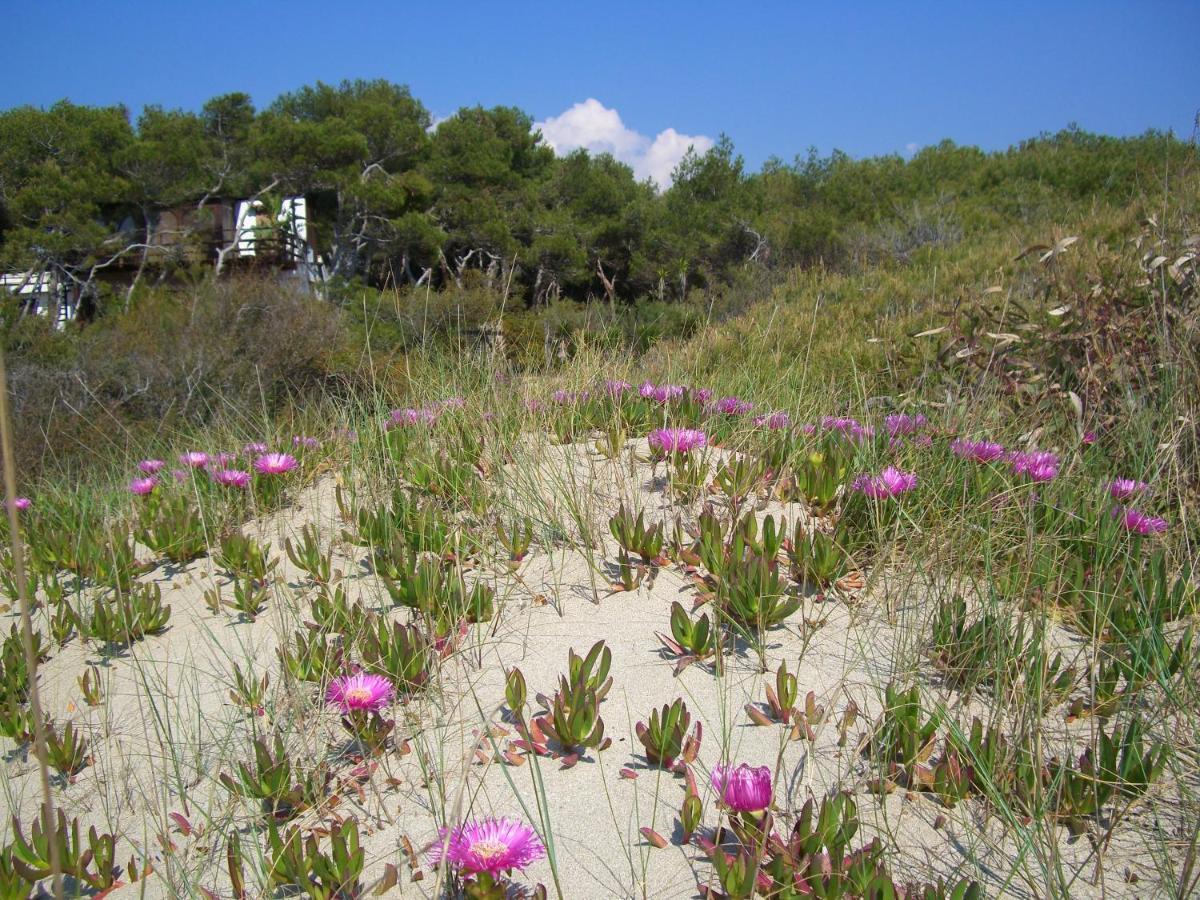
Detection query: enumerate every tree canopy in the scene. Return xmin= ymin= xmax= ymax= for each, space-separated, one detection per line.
xmin=0 ymin=80 xmax=1191 ymax=311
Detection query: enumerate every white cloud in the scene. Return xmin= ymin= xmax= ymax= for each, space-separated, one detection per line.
xmin=905 ymin=142 xmax=919 ymax=156
xmin=535 ymin=98 xmax=713 ymax=188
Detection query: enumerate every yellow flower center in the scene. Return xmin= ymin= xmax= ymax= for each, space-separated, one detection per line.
xmin=470 ymin=839 xmax=509 ymax=862
xmin=345 ymin=687 xmax=373 ymax=706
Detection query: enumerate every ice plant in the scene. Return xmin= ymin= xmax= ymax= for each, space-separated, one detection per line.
xmin=430 ymin=817 xmax=546 ymax=879
xmin=648 ymin=428 xmax=707 ymax=456
xmin=254 ymin=453 xmax=299 ymax=476
xmin=211 ymin=469 xmax=251 ymax=489
xmin=179 ymin=451 xmax=209 ymax=468
xmin=292 ymin=435 xmax=320 ymax=450
xmin=851 ymin=466 xmax=917 ymax=499
xmin=10 ymin=497 xmax=30 ymax=511
xmin=714 ymin=395 xmax=753 ymax=415
xmin=885 ymin=413 xmax=927 ymax=436
xmin=821 ymin=416 xmax=873 ymax=441
xmin=711 ymin=763 xmax=772 ymax=812
xmin=1108 ymin=478 xmax=1149 ymax=501
xmin=950 ymin=439 xmax=1005 ymax=463
xmin=243 ymin=441 xmax=268 ymax=455
xmin=129 ymin=477 xmax=158 ymax=496
xmin=326 ymin=672 xmax=395 ymax=713
xmin=604 ymin=379 xmax=632 ymax=396
xmin=138 ymin=458 xmax=166 ymax=474
xmin=753 ymin=411 xmax=792 ymax=430
xmin=1009 ymin=450 xmax=1059 ymax=482
xmin=1114 ymin=507 xmax=1168 ymax=535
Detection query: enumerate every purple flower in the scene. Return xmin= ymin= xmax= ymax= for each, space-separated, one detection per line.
xmin=138 ymin=459 xmax=166 ymax=474
xmin=638 ymin=381 xmax=657 ymax=399
xmin=9 ymin=497 xmax=30 ymax=512
xmin=652 ymin=384 xmax=686 ymax=404
xmin=851 ymin=466 xmax=917 ymax=498
xmin=950 ymin=439 xmax=1006 ymax=463
xmin=1009 ymin=450 xmax=1059 ymax=482
xmin=604 ymin=379 xmax=632 ymax=396
xmin=713 ymin=395 xmax=754 ymax=416
xmin=524 ymin=398 xmax=543 ymax=413
xmin=711 ymin=763 xmax=772 ymax=812
xmin=243 ymin=442 xmax=269 ymax=456
xmin=129 ymin=477 xmax=158 ymax=496
xmin=254 ymin=453 xmax=298 ymax=476
xmin=430 ymin=817 xmax=546 ymax=878
xmin=441 ymin=396 xmax=466 ymax=410
xmin=387 ymin=408 xmax=437 ymax=429
xmin=648 ymin=428 xmax=708 ymax=456
xmin=292 ymin=435 xmax=320 ymax=450
xmin=551 ymin=389 xmax=574 ymax=405
xmin=210 ymin=469 xmax=251 ymax=489
xmin=170 ymin=469 xmax=188 ymax=482
xmin=885 ymin=413 xmax=927 ymax=437
xmin=179 ymin=451 xmax=209 ymax=469
xmin=1108 ymin=478 xmax=1149 ymax=501
xmin=821 ymin=416 xmax=873 ymax=441
xmin=1114 ymin=506 xmax=1168 ymax=535
xmin=1082 ymin=430 xmax=1098 ymax=445
xmin=753 ymin=411 xmax=792 ymax=430
xmin=690 ymin=387 xmax=713 ymax=405
xmin=326 ymin=673 xmax=395 ymax=713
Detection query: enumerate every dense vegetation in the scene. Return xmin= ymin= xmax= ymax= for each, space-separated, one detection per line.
xmin=0 ymin=79 xmax=1191 ymax=309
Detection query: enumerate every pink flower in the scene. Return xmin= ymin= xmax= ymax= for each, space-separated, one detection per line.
xmin=551 ymin=389 xmax=574 ymax=405
xmin=210 ymin=469 xmax=251 ymax=489
xmin=440 ymin=396 xmax=466 ymax=410
xmin=821 ymin=416 xmax=873 ymax=441
xmin=243 ymin=442 xmax=269 ymax=456
xmin=1108 ymin=478 xmax=1149 ymax=501
xmin=753 ymin=411 xmax=792 ymax=430
xmin=885 ymin=413 xmax=927 ymax=437
xmin=852 ymin=466 xmax=917 ymax=498
xmin=1082 ymin=430 xmax=1098 ymax=445
xmin=1009 ymin=450 xmax=1059 ymax=482
xmin=638 ymin=381 xmax=657 ymax=399
xmin=648 ymin=428 xmax=708 ymax=455
xmin=652 ymin=384 xmax=686 ymax=404
xmin=711 ymin=763 xmax=772 ymax=812
xmin=179 ymin=451 xmax=209 ymax=468
xmin=213 ymin=452 xmax=237 ymax=468
xmin=138 ymin=459 xmax=166 ymax=474
xmin=386 ymin=408 xmax=437 ymax=429
xmin=10 ymin=497 xmax=30 ymax=511
xmin=254 ymin=453 xmax=298 ymax=476
xmin=950 ymin=439 xmax=1006 ymax=463
xmin=430 ymin=817 xmax=546 ymax=878
xmin=690 ymin=387 xmax=713 ymax=405
xmin=325 ymin=672 xmax=395 ymax=713
xmin=292 ymin=435 xmax=320 ymax=450
xmin=713 ymin=396 xmax=753 ymax=415
xmin=129 ymin=477 xmax=158 ymax=496
xmin=604 ymin=379 xmax=632 ymax=396
xmin=1114 ymin=506 xmax=1168 ymax=535
xmin=171 ymin=469 xmax=188 ymax=482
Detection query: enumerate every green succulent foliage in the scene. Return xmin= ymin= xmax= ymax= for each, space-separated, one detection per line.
xmin=636 ymin=698 xmax=692 ymax=767
xmin=137 ymin=493 xmax=208 ymax=563
xmin=358 ymin=619 xmax=432 ymax=692
xmin=871 ymin=683 xmax=942 ymax=772
xmin=667 ymin=601 xmax=716 ymax=658
xmin=85 ymin=583 xmax=171 ymax=646
xmin=278 ymin=629 xmax=341 ymax=683
xmin=267 ymin=818 xmax=363 ymax=900
xmin=285 ymin=523 xmax=333 ymax=585
xmin=220 ymin=733 xmax=330 ymax=821
xmin=8 ymin=809 xmax=118 ymax=891
xmin=0 ymin=844 xmax=35 ymax=900
xmin=717 ymin=553 xmax=799 ymax=631
xmin=45 ymin=720 xmax=90 ymax=777
xmin=609 ymin=503 xmax=664 ymax=563
xmin=215 ymin=530 xmax=278 ymax=581
xmin=787 ymin=520 xmax=847 ymax=586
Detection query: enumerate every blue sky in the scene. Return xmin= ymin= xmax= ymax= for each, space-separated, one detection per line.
xmin=4 ymin=0 xmax=1196 ymax=179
